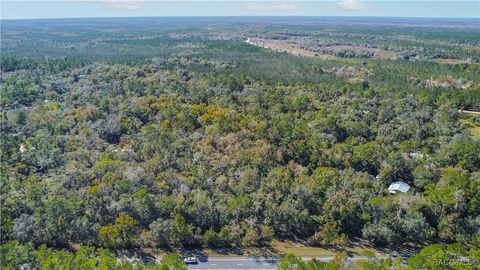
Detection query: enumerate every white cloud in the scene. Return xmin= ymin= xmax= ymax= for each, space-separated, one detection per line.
xmin=245 ymin=2 xmax=298 ymax=12
xmin=102 ymin=0 xmax=145 ymax=10
xmin=335 ymin=0 xmax=367 ymax=11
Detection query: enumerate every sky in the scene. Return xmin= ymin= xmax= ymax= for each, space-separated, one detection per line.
xmin=1 ymin=1 xmax=479 ymax=19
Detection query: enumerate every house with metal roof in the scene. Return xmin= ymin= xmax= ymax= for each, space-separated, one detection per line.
xmin=388 ymin=181 xmax=410 ymax=194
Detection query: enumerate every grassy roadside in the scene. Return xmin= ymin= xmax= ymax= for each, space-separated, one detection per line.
xmin=142 ymin=240 xmax=389 ymax=259
xmin=270 ymin=240 xmax=383 ymax=257
xmin=459 ymin=112 xmax=480 ymax=139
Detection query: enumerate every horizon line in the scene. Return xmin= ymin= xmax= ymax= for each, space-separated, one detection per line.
xmin=2 ymin=15 xmax=480 ymax=21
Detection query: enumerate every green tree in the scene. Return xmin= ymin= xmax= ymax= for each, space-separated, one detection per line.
xmin=158 ymin=253 xmax=187 ymax=270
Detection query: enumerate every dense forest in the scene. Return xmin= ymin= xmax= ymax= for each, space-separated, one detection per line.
xmin=1 ymin=17 xmax=480 ymax=269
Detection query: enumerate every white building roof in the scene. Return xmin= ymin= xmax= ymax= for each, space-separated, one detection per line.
xmin=408 ymin=152 xmax=424 ymax=158
xmin=19 ymin=144 xmax=27 ymax=153
xmin=388 ymin=181 xmax=410 ymax=194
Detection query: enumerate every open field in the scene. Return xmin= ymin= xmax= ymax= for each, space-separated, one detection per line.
xmin=246 ymin=38 xmax=397 ymax=60
xmin=432 ymin=58 xmax=472 ymax=65
xmin=247 ymin=38 xmax=337 ymax=60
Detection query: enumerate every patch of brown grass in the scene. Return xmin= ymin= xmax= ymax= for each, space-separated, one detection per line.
xmin=432 ymin=58 xmax=470 ymax=65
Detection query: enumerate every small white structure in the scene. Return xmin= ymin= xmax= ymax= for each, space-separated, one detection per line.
xmin=19 ymin=144 xmax=27 ymax=153
xmin=388 ymin=181 xmax=410 ymax=194
xmin=409 ymin=152 xmax=424 ymax=159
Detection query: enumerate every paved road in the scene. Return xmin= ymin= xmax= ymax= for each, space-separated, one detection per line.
xmin=186 ymin=256 xmax=393 ymax=269
xmin=187 ymin=258 xmax=277 ymax=270
xmin=459 ymin=110 xmax=480 ymax=115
